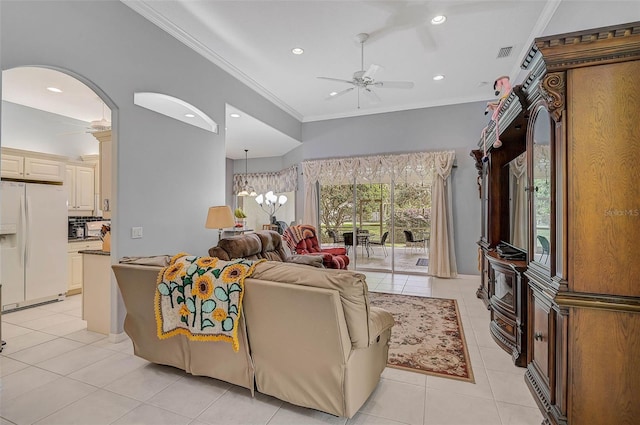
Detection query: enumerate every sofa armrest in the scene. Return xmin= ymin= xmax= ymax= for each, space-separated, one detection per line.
xmin=368 ymin=307 xmax=395 ymax=345
xmin=286 ymin=254 xmax=325 ymax=268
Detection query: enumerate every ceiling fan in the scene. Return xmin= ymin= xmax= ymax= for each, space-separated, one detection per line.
xmin=58 ymin=100 xmax=111 ymax=136
xmin=86 ymin=101 xmax=111 ymax=132
xmin=317 ymin=32 xmax=414 ymax=108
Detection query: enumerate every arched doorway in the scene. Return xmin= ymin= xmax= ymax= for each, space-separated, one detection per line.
xmin=1 ymin=65 xmax=117 ymax=335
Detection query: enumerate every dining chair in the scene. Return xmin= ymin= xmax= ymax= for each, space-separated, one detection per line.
xmin=343 ymin=232 xmax=354 ymax=255
xmin=537 ymin=235 xmax=550 ymax=264
xmin=369 ymin=231 xmax=389 ymax=257
xmin=403 ymin=230 xmax=426 ymax=253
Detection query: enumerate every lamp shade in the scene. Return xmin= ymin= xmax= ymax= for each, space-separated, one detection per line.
xmin=205 ymin=205 xmax=235 ymax=230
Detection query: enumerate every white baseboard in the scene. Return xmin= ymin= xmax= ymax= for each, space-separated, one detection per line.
xmin=108 ymin=332 xmax=128 ymax=343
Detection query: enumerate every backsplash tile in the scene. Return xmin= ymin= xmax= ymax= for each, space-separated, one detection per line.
xmin=68 ymin=216 xmax=106 ymax=237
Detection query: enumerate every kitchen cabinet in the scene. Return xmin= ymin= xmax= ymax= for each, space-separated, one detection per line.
xmin=65 ymin=164 xmax=95 ymax=215
xmin=1 ymin=149 xmax=65 ymax=182
xmin=92 ymin=130 xmax=111 ymax=219
xmin=67 ymin=239 xmax=102 ymax=295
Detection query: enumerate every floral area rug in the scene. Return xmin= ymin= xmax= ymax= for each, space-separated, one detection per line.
xmin=369 ymin=292 xmax=474 ymax=383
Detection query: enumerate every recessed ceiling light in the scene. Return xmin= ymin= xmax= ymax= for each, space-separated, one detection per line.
xmin=291 ymin=47 xmax=304 ymax=55
xmin=47 ymin=87 xmax=62 ymax=93
xmin=329 ymin=91 xmax=338 ymax=97
xmin=431 ymin=15 xmax=446 ymax=25
xmin=433 ymin=75 xmax=445 ymax=81
xmin=184 ymin=113 xmax=195 ymax=118
xmin=230 ymin=113 xmax=241 ymax=118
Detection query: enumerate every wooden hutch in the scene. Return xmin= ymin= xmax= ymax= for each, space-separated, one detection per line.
xmin=472 ymin=22 xmax=640 ymax=425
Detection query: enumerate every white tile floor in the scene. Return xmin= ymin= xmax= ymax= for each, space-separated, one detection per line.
xmin=0 ymin=273 xmax=543 ymax=425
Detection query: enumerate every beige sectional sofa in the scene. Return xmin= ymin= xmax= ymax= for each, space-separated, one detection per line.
xmin=112 ymin=259 xmax=394 ymax=418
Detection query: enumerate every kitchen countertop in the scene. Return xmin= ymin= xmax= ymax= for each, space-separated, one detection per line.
xmin=79 ymin=249 xmax=110 ymax=256
xmin=68 ymin=237 xmax=101 ymax=242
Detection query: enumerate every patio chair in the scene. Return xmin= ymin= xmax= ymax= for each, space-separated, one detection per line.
xmin=368 ymin=231 xmax=389 ymax=257
xmin=537 ymin=235 xmax=550 ymax=264
xmin=343 ymin=232 xmax=354 ymax=255
xmin=327 ymin=229 xmax=344 ymax=245
xmin=403 ymin=230 xmax=426 ymax=253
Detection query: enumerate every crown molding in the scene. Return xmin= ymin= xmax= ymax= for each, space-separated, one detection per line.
xmin=510 ymin=0 xmax=562 ymax=83
xmin=302 ymin=94 xmax=492 ymax=123
xmin=122 ymin=0 xmax=304 ymax=122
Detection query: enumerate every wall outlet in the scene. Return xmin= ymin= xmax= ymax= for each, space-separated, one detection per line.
xmin=131 ymin=227 xmax=143 ymax=239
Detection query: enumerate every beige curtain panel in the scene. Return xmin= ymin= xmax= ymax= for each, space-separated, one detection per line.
xmin=429 ymin=150 xmax=458 ymax=278
xmin=510 ymin=152 xmax=527 ymax=249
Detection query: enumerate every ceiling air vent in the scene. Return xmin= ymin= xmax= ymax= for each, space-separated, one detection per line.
xmin=497 ymin=46 xmax=513 ymax=59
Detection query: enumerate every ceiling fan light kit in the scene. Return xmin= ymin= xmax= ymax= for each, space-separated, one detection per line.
xmin=318 ymin=32 xmax=414 ymax=109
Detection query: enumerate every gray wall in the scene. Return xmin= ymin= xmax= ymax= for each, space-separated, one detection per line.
xmin=2 ymin=101 xmax=99 ymax=159
xmin=1 ymin=0 xmax=300 ymax=335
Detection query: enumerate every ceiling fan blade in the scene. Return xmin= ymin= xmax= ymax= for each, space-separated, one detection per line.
xmin=362 ymin=64 xmax=381 ymax=81
xmin=373 ymin=81 xmax=415 ymax=89
xmin=317 ymin=76 xmax=354 ymax=85
xmin=325 ymin=87 xmax=354 ymax=100
xmin=363 ymin=88 xmax=381 ymax=104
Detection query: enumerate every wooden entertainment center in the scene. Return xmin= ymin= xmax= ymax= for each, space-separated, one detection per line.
xmin=472 ymin=22 xmax=640 ymax=424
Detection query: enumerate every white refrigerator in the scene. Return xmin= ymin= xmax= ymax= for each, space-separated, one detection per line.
xmin=1 ymin=181 xmax=67 ymax=310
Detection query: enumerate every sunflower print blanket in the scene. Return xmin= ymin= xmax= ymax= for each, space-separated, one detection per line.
xmin=155 ymin=253 xmax=264 ymax=352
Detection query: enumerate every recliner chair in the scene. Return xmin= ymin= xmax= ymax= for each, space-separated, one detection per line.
xmin=283 ymin=225 xmax=350 ymax=269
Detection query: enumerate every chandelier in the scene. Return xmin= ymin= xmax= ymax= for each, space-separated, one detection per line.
xmin=237 ymin=149 xmax=257 ymax=197
xmin=255 ymin=191 xmax=287 ymax=221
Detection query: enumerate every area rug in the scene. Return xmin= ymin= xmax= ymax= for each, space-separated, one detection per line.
xmin=369 ymin=292 xmax=474 ymax=383
xmin=416 ymin=258 xmax=429 ymax=266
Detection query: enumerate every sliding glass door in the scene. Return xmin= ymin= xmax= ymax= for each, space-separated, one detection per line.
xmin=392 ymin=181 xmax=431 ymax=273
xmin=319 ymin=178 xmax=430 ymax=274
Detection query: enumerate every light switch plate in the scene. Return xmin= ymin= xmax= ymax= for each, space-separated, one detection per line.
xmin=131 ymin=227 xmax=143 ymax=239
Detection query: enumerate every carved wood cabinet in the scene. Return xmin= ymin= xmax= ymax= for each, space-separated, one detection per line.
xmin=474 ymin=22 xmax=640 ymax=425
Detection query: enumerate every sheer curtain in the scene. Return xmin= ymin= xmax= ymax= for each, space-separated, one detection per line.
xmin=510 ymin=153 xmax=527 ymax=249
xmin=302 ymin=162 xmax=321 ymax=229
xmin=429 ymin=151 xmax=457 ymax=278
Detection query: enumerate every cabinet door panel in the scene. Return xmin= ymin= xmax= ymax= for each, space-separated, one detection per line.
xmin=24 ymin=157 xmax=64 ymax=182
xmin=570 ymin=308 xmax=640 ymax=424
xmin=531 ymin=293 xmax=551 ymax=385
xmin=76 ymin=166 xmax=95 ymax=210
xmin=68 ymin=252 xmax=83 ymax=292
xmin=1 ymin=154 xmax=24 ymax=178
xmin=568 ymin=61 xmax=640 ymax=297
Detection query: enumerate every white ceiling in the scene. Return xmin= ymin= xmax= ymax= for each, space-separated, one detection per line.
xmin=2 ymin=67 xmax=110 ymax=124
xmin=125 ymin=0 xmax=558 ymax=122
xmin=3 ymin=1 xmax=638 ymax=159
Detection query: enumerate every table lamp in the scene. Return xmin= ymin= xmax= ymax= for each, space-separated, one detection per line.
xmin=205 ymin=205 xmax=235 ymax=241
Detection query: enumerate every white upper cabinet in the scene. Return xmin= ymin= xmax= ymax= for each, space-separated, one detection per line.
xmin=66 ymin=164 xmax=95 ymax=215
xmin=1 ymin=150 xmax=64 ymax=182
